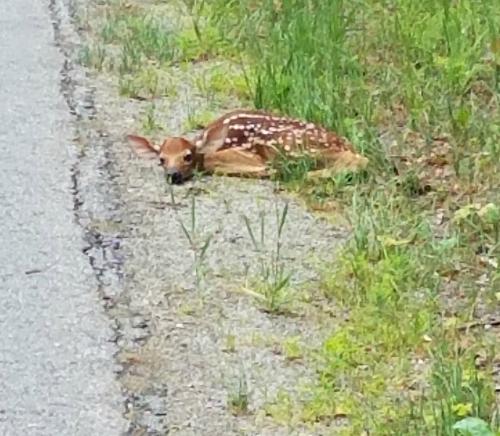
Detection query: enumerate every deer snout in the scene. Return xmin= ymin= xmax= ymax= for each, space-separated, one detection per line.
xmin=165 ymin=168 xmax=184 ymax=185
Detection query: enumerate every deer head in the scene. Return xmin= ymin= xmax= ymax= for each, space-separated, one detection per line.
xmin=126 ymin=135 xmax=197 ymax=184
xmin=127 ymin=121 xmax=230 ymax=184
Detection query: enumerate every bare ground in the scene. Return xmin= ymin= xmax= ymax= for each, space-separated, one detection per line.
xmin=94 ymin=79 xmax=347 ymax=435
xmin=50 ymin=0 xmax=353 ymax=434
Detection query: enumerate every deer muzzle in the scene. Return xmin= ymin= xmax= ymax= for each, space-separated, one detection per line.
xmin=165 ymin=168 xmax=184 ymax=185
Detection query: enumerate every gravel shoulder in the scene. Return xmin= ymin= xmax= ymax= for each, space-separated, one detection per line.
xmin=59 ymin=0 xmax=350 ymax=434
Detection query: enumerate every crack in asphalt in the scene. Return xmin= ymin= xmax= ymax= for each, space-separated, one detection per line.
xmin=48 ymin=0 xmax=168 ymax=433
xmin=46 ymin=1 xmax=351 ymax=434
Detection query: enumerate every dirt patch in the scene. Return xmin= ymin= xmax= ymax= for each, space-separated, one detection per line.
xmin=52 ymin=0 xmax=354 ymax=434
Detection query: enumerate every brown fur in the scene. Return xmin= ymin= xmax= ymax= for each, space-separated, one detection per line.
xmin=127 ymin=109 xmax=368 ymax=184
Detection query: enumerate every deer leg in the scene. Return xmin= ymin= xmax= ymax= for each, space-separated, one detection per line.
xmin=202 ymin=148 xmax=269 ymax=178
xmin=306 ymin=148 xmax=368 ymax=179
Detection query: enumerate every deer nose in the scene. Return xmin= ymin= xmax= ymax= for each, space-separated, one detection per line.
xmin=165 ymin=168 xmax=183 ymax=185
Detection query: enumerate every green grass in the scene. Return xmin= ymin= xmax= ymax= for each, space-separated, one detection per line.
xmin=205 ymin=0 xmax=499 ymax=171
xmin=241 ymin=202 xmax=294 ymax=314
xmin=79 ymin=0 xmax=500 ymax=433
xmin=227 ymin=369 xmax=250 ymax=416
xmin=78 ymin=0 xmax=238 ymax=99
xmin=173 ymin=192 xmax=213 ymax=293
xmin=299 ymin=187 xmax=500 ymax=432
xmin=140 ymin=101 xmax=163 ymax=134
xmin=78 ymin=43 xmax=107 ymax=71
xmin=198 ymin=0 xmax=500 ymax=433
xmin=193 ymin=64 xmax=251 ymax=102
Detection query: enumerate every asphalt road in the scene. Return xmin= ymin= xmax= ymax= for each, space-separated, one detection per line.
xmin=0 ymin=1 xmax=127 ymax=434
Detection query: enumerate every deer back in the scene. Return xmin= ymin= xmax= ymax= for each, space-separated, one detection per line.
xmin=192 ymin=110 xmax=356 ymax=160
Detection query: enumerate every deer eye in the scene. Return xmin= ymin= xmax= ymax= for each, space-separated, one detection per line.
xmin=159 ymin=157 xmax=166 ymax=165
xmin=183 ymin=152 xmax=193 ymax=162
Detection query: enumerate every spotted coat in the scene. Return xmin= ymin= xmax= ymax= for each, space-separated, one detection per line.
xmin=192 ymin=109 xmax=353 ymax=160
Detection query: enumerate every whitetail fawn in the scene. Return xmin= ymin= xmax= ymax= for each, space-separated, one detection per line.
xmin=127 ymin=109 xmax=368 ymax=184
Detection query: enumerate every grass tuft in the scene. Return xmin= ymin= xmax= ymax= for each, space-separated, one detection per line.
xmin=242 ymin=202 xmax=294 ymax=314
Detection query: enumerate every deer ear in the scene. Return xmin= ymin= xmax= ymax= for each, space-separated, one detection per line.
xmin=198 ymin=123 xmax=230 ymax=154
xmin=127 ymin=134 xmax=160 ymax=159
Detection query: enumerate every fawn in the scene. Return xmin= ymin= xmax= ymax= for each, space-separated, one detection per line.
xmin=127 ymin=109 xmax=368 ymax=184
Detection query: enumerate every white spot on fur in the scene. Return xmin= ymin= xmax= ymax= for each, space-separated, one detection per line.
xmin=306 ymin=123 xmax=315 ymax=129
xmin=226 ymin=113 xmax=268 ymax=123
xmin=284 ymin=144 xmax=291 ymax=152
xmin=225 ymin=138 xmax=232 ymax=144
